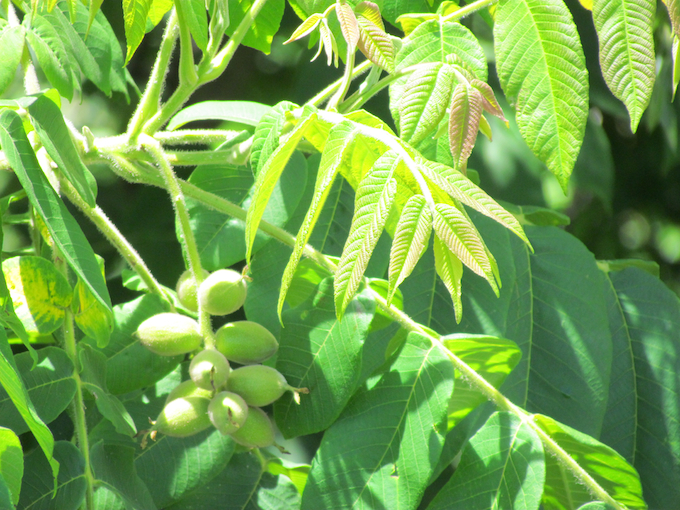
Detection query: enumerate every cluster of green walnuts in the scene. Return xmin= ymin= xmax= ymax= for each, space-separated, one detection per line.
xmin=134 ymin=268 xmax=307 ymax=449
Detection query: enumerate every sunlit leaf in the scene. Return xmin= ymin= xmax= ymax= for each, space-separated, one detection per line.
xmin=433 ymin=233 xmax=463 ymax=320
xmin=0 ymin=26 xmax=24 ymax=96
xmin=448 ymin=82 xmax=483 ymax=167
xmin=336 ymin=0 xmax=359 ymax=51
xmin=122 ymin=0 xmax=153 ymax=63
xmin=355 ymin=1 xmax=394 ymax=72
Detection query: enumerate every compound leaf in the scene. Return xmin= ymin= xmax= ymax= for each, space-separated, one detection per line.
xmin=122 ymin=0 xmax=153 ymax=63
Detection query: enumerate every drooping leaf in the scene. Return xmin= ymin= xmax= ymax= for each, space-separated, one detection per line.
xmin=471 ymin=79 xmax=507 ymax=122
xmin=301 ymin=332 xmax=453 ymax=510
xmin=398 ymin=62 xmax=455 ymax=145
xmin=18 ymin=441 xmax=86 ymax=510
xmin=592 ymin=0 xmax=655 ymax=132
xmin=78 ymin=344 xmax=137 ymax=437
xmin=226 ymin=0 xmax=285 ymax=53
xmin=178 ymin=0 xmax=208 ymax=52
xmin=355 ymin=1 xmax=394 ymax=72
xmin=0 ymin=427 xmax=22 ymax=506
xmin=0 ymin=347 xmax=76 ymax=435
xmin=246 ymin=109 xmax=317 ymax=262
xmin=448 ymin=82 xmax=483 ymax=167
xmin=0 ymin=25 xmax=24 ymax=96
xmin=167 ymin=100 xmax=271 ymax=131
xmin=428 ymin=411 xmax=545 ymax=510
xmin=0 ymin=109 xmax=113 ymax=326
xmin=122 ymin=0 xmax=153 ymax=63
xmin=87 ymin=0 xmax=106 ymax=35
xmin=2 ymin=256 xmax=72 ymax=336
xmin=90 ymin=442 xmax=156 ymax=510
xmin=27 ymin=93 xmax=98 ymax=207
xmin=146 ymin=0 xmax=173 ymax=29
xmin=433 ymin=233 xmax=463 ymax=320
xmin=432 ymin=203 xmax=499 ymax=294
xmin=536 ymin=414 xmax=646 ymax=510
xmin=0 ymin=329 xmax=58 ymax=483
xmin=334 ymin=151 xmax=397 ymax=317
xmin=166 ymin=451 xmax=301 ymax=510
xmin=275 ymin=278 xmax=375 ymax=437
xmin=599 ymin=267 xmax=680 ymax=508
xmin=387 ymin=194 xmax=432 ymax=304
xmin=284 ymin=12 xmax=324 ymax=44
xmin=494 ymin=0 xmax=589 ymax=190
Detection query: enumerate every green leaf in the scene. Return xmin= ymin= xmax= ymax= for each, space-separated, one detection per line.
xmin=336 ymin=0 xmax=359 ymax=52
xmin=274 ymin=278 xmax=375 ymax=437
xmin=146 ymin=0 xmax=173 ymax=29
xmin=87 ymin=0 xmax=106 ymax=35
xmin=334 ymin=151 xmax=397 ymax=317
xmin=90 ymin=442 xmax=156 ymax=510
xmin=167 ymin=101 xmax=271 ymax=131
xmin=418 ymin=158 xmax=530 ymax=244
xmin=178 ymin=0 xmax=208 ymax=52
xmin=0 ymin=329 xmax=58 ymax=484
xmin=78 ymin=344 xmax=137 ymax=437
xmin=495 ymin=0 xmax=588 ymax=189
xmin=266 ymin=458 xmax=310 ymax=496
xmin=0 ymin=26 xmax=24 ymax=96
xmin=0 ymin=109 xmax=113 ymax=325
xmin=135 ymin=428 xmax=235 ymax=508
xmin=398 ymin=62 xmax=455 ymax=145
xmin=27 ymin=93 xmax=98 ymax=207
xmin=0 ymin=427 xmax=22 ymax=506
xmin=592 ymin=0 xmax=655 ymax=131
xmin=535 ymin=414 xmax=646 ymax=510
xmin=0 ymin=474 xmax=13 ymax=510
xmin=276 ymin=120 xmax=357 ymax=317
xmin=24 ymin=13 xmax=76 ymax=100
xmin=72 ymin=277 xmax=114 ymax=348
xmin=387 ymin=194 xmax=432 ymax=304
xmin=577 ymin=504 xmax=617 ymax=510
xmin=2 ymin=256 xmax=72 ymax=336
xmin=433 ymin=233 xmax=463 ymax=320
xmin=432 ymin=203 xmax=498 ymax=295
xmin=226 ymin=0 xmax=284 ymax=53
xmin=250 ymin=101 xmax=297 ymax=173
xmin=18 ymin=441 xmax=85 ymax=510
xmin=600 ymin=268 xmax=680 ymax=508
xmin=246 ymin=110 xmax=317 ymax=262
xmin=355 ymin=2 xmax=394 ymax=72
xmin=428 ymin=411 xmax=545 ymax=510
xmin=391 ymin=19 xmax=487 ymax=131
xmin=0 ymin=346 xmax=76 ymax=435
xmin=187 ymin=151 xmax=307 ymax=270
xmin=123 ymin=0 xmax=153 ymax=63
xmin=301 ymin=332 xmax=453 ymax=510
xmin=81 ymin=294 xmax=180 ymax=395
xmin=166 ymin=451 xmax=301 ymax=510
xmin=442 ymin=334 xmax=522 ymax=428
xmin=448 ymin=83 xmax=483 ymax=167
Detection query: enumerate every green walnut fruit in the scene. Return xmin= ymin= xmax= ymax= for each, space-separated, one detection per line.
xmin=153 ymin=396 xmax=212 ymax=437
xmin=208 ymin=391 xmax=249 ymax=435
xmin=176 ymin=268 xmax=210 ymax=312
xmin=229 ymin=406 xmax=275 ymax=449
xmin=215 ymin=321 xmax=278 ymax=365
xmin=190 ymin=349 xmax=231 ymax=391
xmin=136 ymin=313 xmax=202 ymax=356
xmin=198 ymin=269 xmax=247 ymax=316
xmin=165 ymin=380 xmax=213 ymax=405
xmin=227 ymin=365 xmax=308 ymax=407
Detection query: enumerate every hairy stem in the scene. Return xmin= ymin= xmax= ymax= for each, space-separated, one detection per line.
xmin=140 ymin=135 xmax=214 ymax=346
xmin=307 ymin=59 xmax=372 ymax=107
xmin=127 ymin=10 xmax=180 ymax=142
xmin=327 ymin=47 xmax=356 ymax=110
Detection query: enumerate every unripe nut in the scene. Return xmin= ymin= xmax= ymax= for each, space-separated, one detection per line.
xmin=198 ymin=269 xmax=247 ymax=316
xmin=190 ymin=349 xmax=231 ymax=391
xmin=215 ymin=321 xmax=278 ymax=365
xmin=176 ymin=269 xmax=210 ymax=312
xmin=229 ymin=406 xmax=275 ymax=449
xmin=227 ymin=365 xmax=308 ymax=407
xmin=165 ymin=380 xmax=213 ymax=405
xmin=208 ymin=391 xmax=248 ymax=435
xmin=154 ymin=396 xmax=212 ymax=437
xmin=136 ymin=313 xmax=202 ymax=356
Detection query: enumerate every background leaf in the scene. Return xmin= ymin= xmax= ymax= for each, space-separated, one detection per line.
xmin=167 ymin=101 xmax=272 ymax=131
xmin=494 ymin=0 xmax=589 ymax=189
xmin=0 ymin=427 xmax=22 ymax=506
xmin=226 ymin=0 xmax=284 ymax=53
xmin=0 ymin=26 xmax=24 ymax=96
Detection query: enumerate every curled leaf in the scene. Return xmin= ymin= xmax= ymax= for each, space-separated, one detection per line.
xmin=285 ymin=13 xmax=324 ymax=44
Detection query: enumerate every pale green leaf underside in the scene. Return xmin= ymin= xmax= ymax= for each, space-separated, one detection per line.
xmin=388 ymin=194 xmax=432 ymax=304
xmin=592 ymin=0 xmax=655 ymax=132
xmin=494 ymin=0 xmax=589 ymax=190
xmin=335 ymin=152 xmax=397 ymax=317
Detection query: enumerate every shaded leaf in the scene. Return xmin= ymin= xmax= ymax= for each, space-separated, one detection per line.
xmin=494 ymin=0 xmax=588 ymax=189
xmin=433 ymin=233 xmax=463 ymax=320
xmin=275 ymin=279 xmax=375 ymax=437
xmin=592 ymin=0 xmax=655 ymax=131
xmin=0 ymin=427 xmax=22 ymax=506
xmin=428 ymin=411 xmax=545 ymax=510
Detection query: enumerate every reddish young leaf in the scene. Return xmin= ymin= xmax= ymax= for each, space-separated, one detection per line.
xmin=336 ymin=0 xmax=360 ymax=52
xmin=470 ymin=79 xmax=507 ymax=123
xmin=448 ymin=83 xmax=483 ymax=168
